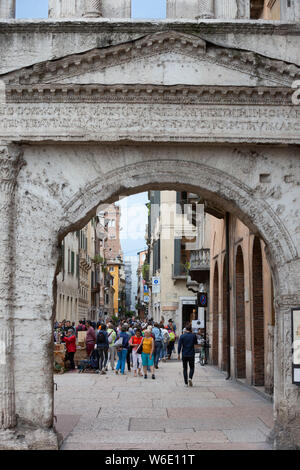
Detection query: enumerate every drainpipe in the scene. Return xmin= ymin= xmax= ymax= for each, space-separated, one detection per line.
xmin=225 ymin=212 xmax=231 ymax=380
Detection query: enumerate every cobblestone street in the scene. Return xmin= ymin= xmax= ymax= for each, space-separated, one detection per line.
xmin=54 ymin=360 xmax=273 ymax=450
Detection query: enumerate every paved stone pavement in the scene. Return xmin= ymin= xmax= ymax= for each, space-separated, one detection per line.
xmin=54 ymin=359 xmax=274 ymax=450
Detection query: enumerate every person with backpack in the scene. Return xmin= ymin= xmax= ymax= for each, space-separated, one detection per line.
xmin=161 ymin=326 xmax=169 ymax=362
xmin=115 ymin=325 xmax=129 ymax=375
xmin=168 ymin=319 xmax=176 ymax=333
xmin=177 ymin=323 xmax=198 ymax=387
xmin=107 ymin=322 xmax=117 ymax=370
xmin=152 ymin=322 xmax=164 ymax=369
xmin=96 ymin=324 xmax=109 ymax=374
xmin=167 ymin=324 xmax=176 ymax=360
xmin=125 ymin=324 xmax=134 ymax=372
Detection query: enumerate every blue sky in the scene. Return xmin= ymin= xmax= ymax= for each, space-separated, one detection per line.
xmin=16 ymin=0 xmax=166 ymax=19
xmin=116 ymin=193 xmax=149 ymax=258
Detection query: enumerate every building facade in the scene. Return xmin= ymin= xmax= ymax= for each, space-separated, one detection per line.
xmin=209 ymin=214 xmax=275 ymax=394
xmin=148 ymin=191 xmax=212 ymax=332
xmin=136 ymin=249 xmax=148 ymax=319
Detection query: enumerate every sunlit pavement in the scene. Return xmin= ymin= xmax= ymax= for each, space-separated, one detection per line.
xmin=54 ymin=358 xmax=273 ymax=450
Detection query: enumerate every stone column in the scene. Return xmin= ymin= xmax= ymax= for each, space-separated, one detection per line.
xmin=265 ymin=325 xmax=274 ymax=395
xmin=270 ymin=289 xmax=300 ymax=449
xmin=215 ymin=0 xmax=238 ymax=19
xmin=237 ymin=0 xmax=250 ymax=19
xmin=0 ymin=144 xmax=24 ymax=430
xmin=0 ymin=0 xmax=16 ymax=18
xmin=197 ymin=0 xmax=215 ymax=19
xmin=83 ymin=0 xmax=102 ymax=17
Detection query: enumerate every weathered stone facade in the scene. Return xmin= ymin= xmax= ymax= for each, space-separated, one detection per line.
xmin=0 ymin=1 xmax=299 ymax=450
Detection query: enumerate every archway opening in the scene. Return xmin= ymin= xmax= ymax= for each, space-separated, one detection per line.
xmin=48 ymin=151 xmax=285 ymax=448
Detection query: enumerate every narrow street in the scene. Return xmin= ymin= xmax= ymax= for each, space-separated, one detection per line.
xmin=54 ymin=360 xmax=273 ymax=450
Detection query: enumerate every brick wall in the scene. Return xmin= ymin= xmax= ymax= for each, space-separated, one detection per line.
xmin=236 ymin=246 xmax=246 ymax=378
xmin=252 ymin=237 xmax=265 ymax=386
xmin=212 ymin=262 xmax=219 ymax=365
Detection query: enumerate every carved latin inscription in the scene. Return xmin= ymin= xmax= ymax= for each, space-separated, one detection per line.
xmin=0 ymin=103 xmax=299 ymax=143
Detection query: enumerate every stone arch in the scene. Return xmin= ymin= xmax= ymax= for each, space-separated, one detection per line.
xmin=252 ymin=236 xmax=265 ymax=386
xmin=60 ymin=157 xmax=296 ymax=277
xmin=212 ymin=260 xmax=219 ymax=365
xmin=235 ymin=244 xmax=246 ymax=379
xmin=3 ymin=144 xmax=299 ymax=449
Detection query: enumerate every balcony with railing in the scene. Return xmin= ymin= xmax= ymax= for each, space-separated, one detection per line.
xmin=79 ymin=249 xmax=92 ymax=270
xmin=189 ymin=248 xmax=210 ymax=283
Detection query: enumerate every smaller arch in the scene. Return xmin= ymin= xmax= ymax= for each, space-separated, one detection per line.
xmin=235 ymin=245 xmax=246 ymax=379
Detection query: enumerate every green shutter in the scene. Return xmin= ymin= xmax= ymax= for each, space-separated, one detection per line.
xmin=71 ymin=251 xmax=75 ymax=274
xmin=76 ymin=254 xmax=79 ymax=278
xmin=61 ymin=243 xmax=65 ymax=272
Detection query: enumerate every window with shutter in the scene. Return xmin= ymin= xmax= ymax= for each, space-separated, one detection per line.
xmin=76 ymin=254 xmax=79 ymax=278
xmin=71 ymin=251 xmax=75 ymax=275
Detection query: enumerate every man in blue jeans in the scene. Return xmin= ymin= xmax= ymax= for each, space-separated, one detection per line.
xmin=178 ymin=323 xmax=198 ymax=387
xmin=152 ymin=322 xmax=163 ymax=369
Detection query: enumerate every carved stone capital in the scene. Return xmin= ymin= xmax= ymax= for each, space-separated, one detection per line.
xmin=275 ymin=294 xmax=300 ymax=309
xmin=0 ymin=144 xmax=24 ymax=195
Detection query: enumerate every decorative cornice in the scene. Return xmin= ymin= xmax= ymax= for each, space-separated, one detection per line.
xmin=2 ymin=31 xmax=300 ymax=87
xmin=0 ymin=145 xmax=25 ymax=193
xmin=0 ymin=19 xmax=300 ymax=36
xmin=4 ymin=84 xmax=295 ymax=106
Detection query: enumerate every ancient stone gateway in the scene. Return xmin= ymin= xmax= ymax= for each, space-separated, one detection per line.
xmin=0 ymin=9 xmax=300 ymax=450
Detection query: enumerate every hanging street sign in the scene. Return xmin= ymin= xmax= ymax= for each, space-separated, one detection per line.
xmin=152 ymin=277 xmax=160 ymax=294
xmin=197 ymin=292 xmax=208 ymax=308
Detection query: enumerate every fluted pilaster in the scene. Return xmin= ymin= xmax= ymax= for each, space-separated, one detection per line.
xmin=83 ymin=0 xmax=102 ymax=17
xmin=0 ymin=144 xmax=24 ymax=430
xmin=215 ymin=0 xmax=238 ymax=19
xmin=197 ymin=0 xmax=215 ymax=19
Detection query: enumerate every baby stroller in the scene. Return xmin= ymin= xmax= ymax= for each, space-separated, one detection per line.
xmin=78 ymin=348 xmax=99 ymax=373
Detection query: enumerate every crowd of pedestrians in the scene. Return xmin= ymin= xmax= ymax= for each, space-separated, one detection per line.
xmin=54 ymin=316 xmax=207 ymax=386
